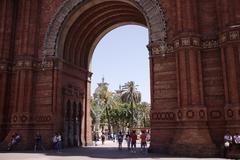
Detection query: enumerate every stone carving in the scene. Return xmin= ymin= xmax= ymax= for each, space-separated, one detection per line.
xmin=148 ymin=41 xmax=168 ymax=56
xmin=186 ymin=110 xmax=194 ymax=119
xmin=210 ymin=110 xmax=222 ymax=119
xmin=20 ymin=115 xmax=28 ymax=122
xmin=202 ymin=40 xmax=218 ymax=49
xmin=174 ymin=40 xmax=180 ymax=48
xmin=193 ymin=38 xmax=200 ymax=46
xmin=181 ymin=38 xmax=191 ymax=46
xmin=229 ymin=31 xmax=239 ymax=40
xmin=152 ymin=112 xmax=175 ymax=121
xmin=220 ymin=30 xmax=240 ymax=43
xmin=35 ymin=115 xmax=52 ymax=122
xmin=63 ymin=85 xmax=84 ymax=97
xmin=177 ymin=110 xmax=183 ymax=119
xmin=199 ymin=110 xmax=205 ymax=119
xmin=12 ymin=115 xmax=17 ymax=122
xmin=227 ymin=109 xmax=234 ymax=118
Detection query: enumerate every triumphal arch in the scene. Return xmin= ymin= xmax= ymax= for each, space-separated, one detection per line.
xmin=0 ymin=0 xmax=240 ymax=157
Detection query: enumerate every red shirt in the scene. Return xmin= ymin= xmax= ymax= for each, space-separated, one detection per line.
xmin=131 ymin=133 xmax=137 ymax=142
xmin=141 ymin=134 xmax=146 ymax=142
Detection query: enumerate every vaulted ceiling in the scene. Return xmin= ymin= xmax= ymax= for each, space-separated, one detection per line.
xmin=62 ymin=1 xmax=147 ymax=69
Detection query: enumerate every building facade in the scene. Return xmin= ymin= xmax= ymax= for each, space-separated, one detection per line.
xmin=0 ymin=0 xmax=240 ymax=157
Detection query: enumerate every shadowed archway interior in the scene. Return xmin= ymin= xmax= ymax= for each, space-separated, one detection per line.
xmin=59 ymin=0 xmax=148 ymax=69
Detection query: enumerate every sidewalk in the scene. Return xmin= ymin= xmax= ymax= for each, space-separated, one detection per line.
xmin=0 ymin=140 xmax=229 ymax=160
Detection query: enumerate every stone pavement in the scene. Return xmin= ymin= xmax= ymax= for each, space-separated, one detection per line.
xmin=0 ymin=141 xmax=229 ymax=160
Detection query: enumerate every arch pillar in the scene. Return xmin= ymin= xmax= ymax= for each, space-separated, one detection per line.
xmin=172 ymin=37 xmax=217 ymax=156
xmin=219 ymin=27 xmax=240 ymax=156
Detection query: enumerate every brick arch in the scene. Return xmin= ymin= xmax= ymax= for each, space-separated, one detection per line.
xmin=43 ymin=0 xmax=167 ymax=57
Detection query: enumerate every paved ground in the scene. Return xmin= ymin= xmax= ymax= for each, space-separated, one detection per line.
xmin=0 ymin=141 xmax=230 ymax=160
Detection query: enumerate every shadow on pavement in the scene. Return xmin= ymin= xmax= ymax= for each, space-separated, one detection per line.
xmin=0 ymin=147 xmax=167 ymax=159
xmin=45 ymin=147 xmax=164 ymax=159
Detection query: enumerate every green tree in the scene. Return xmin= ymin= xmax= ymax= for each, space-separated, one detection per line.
xmin=121 ymin=81 xmax=141 ymax=127
xmin=93 ymin=79 xmax=115 ymax=133
xmin=136 ymin=102 xmax=150 ymax=127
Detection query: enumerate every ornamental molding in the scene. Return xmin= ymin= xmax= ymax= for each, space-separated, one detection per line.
xmin=219 ymin=29 xmax=240 ymax=43
xmin=151 ymin=107 xmax=208 ymax=122
xmin=63 ymin=85 xmax=84 ymax=97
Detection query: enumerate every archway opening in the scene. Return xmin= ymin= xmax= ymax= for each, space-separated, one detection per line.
xmin=90 ymin=25 xmax=151 ymax=147
xmin=54 ymin=0 xmax=158 ymax=148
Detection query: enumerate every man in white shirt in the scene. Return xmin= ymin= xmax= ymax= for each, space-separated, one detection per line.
xmin=224 ymin=131 xmax=233 ymax=158
xmin=56 ymin=133 xmax=62 ymax=153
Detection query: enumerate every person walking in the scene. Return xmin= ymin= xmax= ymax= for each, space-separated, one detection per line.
xmin=101 ymin=133 xmax=105 ymax=145
xmin=52 ymin=133 xmax=58 ymax=151
xmin=56 ymin=133 xmax=62 ymax=153
xmin=34 ymin=132 xmax=45 ymax=152
xmin=93 ymin=132 xmax=98 ymax=146
xmin=140 ymin=131 xmax=147 ymax=151
xmin=125 ymin=132 xmax=131 ymax=150
xmin=131 ymin=131 xmax=137 ymax=153
xmin=224 ymin=131 xmax=233 ymax=158
xmin=7 ymin=133 xmax=21 ymax=151
xmin=117 ymin=132 xmax=123 ymax=150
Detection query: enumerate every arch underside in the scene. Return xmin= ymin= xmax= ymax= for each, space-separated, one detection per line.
xmin=60 ymin=1 xmax=147 ymax=69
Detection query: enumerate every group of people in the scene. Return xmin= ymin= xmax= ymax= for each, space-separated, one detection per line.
xmin=7 ymin=132 xmax=62 ymax=153
xmin=52 ymin=133 xmax=62 ymax=153
xmin=117 ymin=130 xmax=149 ymax=152
xmin=34 ymin=132 xmax=62 ymax=152
xmin=7 ymin=133 xmax=21 ymax=151
xmin=92 ymin=130 xmax=150 ymax=152
xmin=224 ymin=131 xmax=240 ymax=157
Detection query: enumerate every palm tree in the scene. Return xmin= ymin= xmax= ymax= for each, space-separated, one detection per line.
xmin=121 ymin=81 xmax=141 ymax=127
xmin=93 ymin=79 xmax=114 ymax=134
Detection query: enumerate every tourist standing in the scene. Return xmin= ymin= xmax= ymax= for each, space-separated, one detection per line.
xmin=224 ymin=131 xmax=233 ymax=158
xmin=52 ymin=133 xmax=58 ymax=151
xmin=125 ymin=132 xmax=131 ymax=150
xmin=93 ymin=132 xmax=98 ymax=146
xmin=131 ymin=131 xmax=137 ymax=153
xmin=34 ymin=132 xmax=45 ymax=152
xmin=117 ymin=132 xmax=123 ymax=150
xmin=56 ymin=133 xmax=62 ymax=152
xmin=101 ymin=133 xmax=105 ymax=145
xmin=140 ymin=131 xmax=147 ymax=151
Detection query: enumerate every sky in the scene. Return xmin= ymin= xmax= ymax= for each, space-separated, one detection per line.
xmin=90 ymin=25 xmax=150 ymax=103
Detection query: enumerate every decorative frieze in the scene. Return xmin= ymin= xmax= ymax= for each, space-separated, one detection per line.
xmin=181 ymin=38 xmax=191 ymax=46
xmin=148 ymin=41 xmax=168 ymax=56
xmin=202 ymin=40 xmax=218 ymax=49
xmin=219 ymin=29 xmax=240 ymax=43
xmin=152 ymin=111 xmax=176 ymax=121
xmin=173 ymin=37 xmax=201 ymax=49
xmin=152 ymin=107 xmax=208 ymax=122
xmin=153 ymin=107 xmax=240 ymax=122
xmin=176 ymin=108 xmax=207 ymax=121
xmin=11 ymin=114 xmax=52 ymax=123
xmin=63 ymin=85 xmax=84 ymax=98
xmin=13 ymin=59 xmax=41 ymax=70
xmin=224 ymin=106 xmax=240 ymax=121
